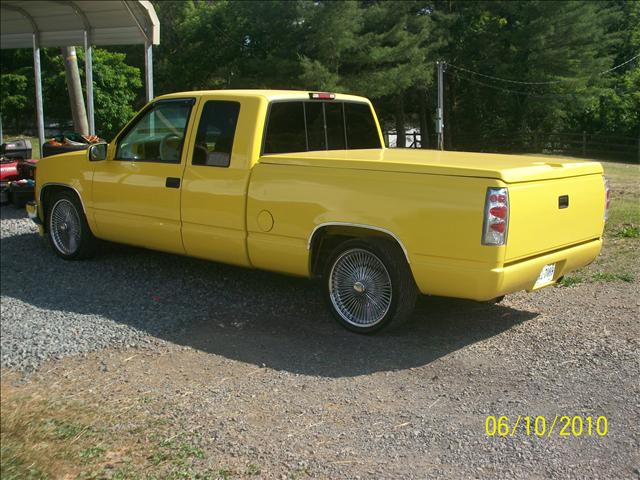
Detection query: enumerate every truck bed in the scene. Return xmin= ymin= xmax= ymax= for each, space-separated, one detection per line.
xmin=259 ymin=149 xmax=603 ymax=183
xmin=255 ymin=148 xmax=606 ymax=287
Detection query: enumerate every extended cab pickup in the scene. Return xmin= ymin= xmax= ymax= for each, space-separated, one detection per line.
xmin=28 ymin=90 xmax=608 ymax=333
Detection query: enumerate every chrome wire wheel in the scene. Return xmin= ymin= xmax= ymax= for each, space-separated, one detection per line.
xmin=329 ymin=248 xmax=393 ymax=328
xmin=49 ymin=198 xmax=82 ymax=256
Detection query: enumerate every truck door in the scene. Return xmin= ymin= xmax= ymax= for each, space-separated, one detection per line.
xmin=91 ymin=98 xmax=196 ymax=254
xmin=180 ymin=96 xmax=255 ymax=267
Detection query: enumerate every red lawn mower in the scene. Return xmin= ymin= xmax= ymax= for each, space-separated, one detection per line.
xmin=1 ymin=134 xmax=102 ymax=207
xmin=0 ymin=139 xmax=37 ymax=208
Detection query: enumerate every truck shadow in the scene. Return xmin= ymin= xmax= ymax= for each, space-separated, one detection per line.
xmin=1 ymin=223 xmax=539 ymax=378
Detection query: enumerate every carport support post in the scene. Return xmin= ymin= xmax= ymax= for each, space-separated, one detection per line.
xmin=84 ymin=31 xmax=95 ymax=135
xmin=144 ymin=40 xmax=154 ymax=102
xmin=33 ymin=33 xmax=45 ymax=158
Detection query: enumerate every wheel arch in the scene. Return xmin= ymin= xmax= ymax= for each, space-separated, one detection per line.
xmin=308 ymin=222 xmax=410 ymax=277
xmin=40 ymin=183 xmax=87 ymax=232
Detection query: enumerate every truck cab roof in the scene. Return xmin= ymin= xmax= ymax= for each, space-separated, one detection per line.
xmin=154 ymin=89 xmax=371 ymax=104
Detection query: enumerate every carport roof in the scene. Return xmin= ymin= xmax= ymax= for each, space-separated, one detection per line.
xmin=0 ymin=0 xmax=159 ymax=49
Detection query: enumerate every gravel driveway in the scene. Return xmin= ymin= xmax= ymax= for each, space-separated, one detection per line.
xmin=1 ymin=205 xmax=638 ymax=478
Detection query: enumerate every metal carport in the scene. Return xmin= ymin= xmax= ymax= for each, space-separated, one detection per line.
xmin=0 ymin=0 xmax=159 ymax=155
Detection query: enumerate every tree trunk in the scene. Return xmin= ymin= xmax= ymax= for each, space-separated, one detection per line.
xmin=418 ymin=89 xmax=429 ymax=149
xmin=395 ymin=94 xmax=406 ymax=148
xmin=61 ymin=46 xmax=88 ymax=135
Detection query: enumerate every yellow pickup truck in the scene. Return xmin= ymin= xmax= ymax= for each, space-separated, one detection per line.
xmin=27 ymin=90 xmax=608 ymax=333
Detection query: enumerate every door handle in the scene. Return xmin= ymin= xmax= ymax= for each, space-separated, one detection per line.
xmin=166 ymin=177 xmax=181 ymax=188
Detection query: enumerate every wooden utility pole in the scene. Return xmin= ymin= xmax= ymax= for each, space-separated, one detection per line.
xmin=436 ymin=61 xmax=445 ymax=150
xmin=61 ymin=46 xmax=89 ymax=135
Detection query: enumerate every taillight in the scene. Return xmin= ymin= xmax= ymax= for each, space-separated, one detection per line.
xmin=482 ymin=187 xmax=509 ymax=245
xmin=603 ymin=176 xmax=610 ymax=221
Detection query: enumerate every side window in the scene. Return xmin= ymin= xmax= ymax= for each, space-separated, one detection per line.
xmin=116 ymin=99 xmax=193 ymax=163
xmin=192 ymin=101 xmax=241 ymax=167
xmin=345 ymin=103 xmax=381 ymax=149
xmin=264 ymin=102 xmax=306 ymax=154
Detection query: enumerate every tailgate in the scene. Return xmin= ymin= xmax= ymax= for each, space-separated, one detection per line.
xmin=506 ymin=174 xmax=605 ymax=262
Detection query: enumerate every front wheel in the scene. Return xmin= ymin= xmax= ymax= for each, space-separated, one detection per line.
xmin=323 ymin=237 xmax=418 ymax=333
xmin=47 ymin=191 xmax=96 ymax=260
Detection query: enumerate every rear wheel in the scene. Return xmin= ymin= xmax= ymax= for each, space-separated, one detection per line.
xmin=46 ymin=191 xmax=96 ymax=260
xmin=323 ymin=237 xmax=418 ymax=333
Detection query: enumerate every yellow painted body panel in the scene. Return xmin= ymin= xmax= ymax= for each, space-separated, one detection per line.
xmin=32 ymin=149 xmax=97 ymax=232
xmin=32 ymin=89 xmax=605 ymax=302
xmin=88 ymin=95 xmax=200 ymax=254
xmin=91 ymin=160 xmax=186 ymax=253
xmin=506 ymin=175 xmax=605 ymax=261
xmin=411 ymin=239 xmax=602 ymax=300
xmin=179 ymin=94 xmax=266 ymax=266
xmin=246 ymin=164 xmax=505 ymax=276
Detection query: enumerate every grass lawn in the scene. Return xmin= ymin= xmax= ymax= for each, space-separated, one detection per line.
xmin=0 ymin=376 xmax=230 ymax=479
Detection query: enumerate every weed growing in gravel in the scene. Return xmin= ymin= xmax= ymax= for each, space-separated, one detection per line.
xmin=79 ymin=446 xmax=106 ymax=463
xmin=217 ymin=468 xmax=233 ymax=479
xmin=557 ymin=275 xmax=583 ymax=287
xmin=289 ymin=466 xmax=312 ymax=479
xmin=558 ymin=271 xmax=634 ymax=287
xmin=592 ymin=272 xmax=634 ymax=283
xmin=615 ymin=224 xmax=639 ymax=238
xmin=45 ymin=418 xmax=91 ymax=440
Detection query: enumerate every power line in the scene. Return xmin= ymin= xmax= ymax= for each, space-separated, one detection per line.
xmin=445 ymin=52 xmax=640 ymax=86
xmin=600 ymin=53 xmax=640 ymax=74
xmin=446 ymin=63 xmax=566 ymax=85
xmin=447 ymin=70 xmax=597 ymax=98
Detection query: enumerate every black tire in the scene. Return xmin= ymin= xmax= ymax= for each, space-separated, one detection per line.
xmin=46 ymin=191 xmax=96 ymax=260
xmin=322 ymin=237 xmax=418 ymax=333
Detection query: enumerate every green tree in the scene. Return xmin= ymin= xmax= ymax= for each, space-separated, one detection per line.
xmin=150 ymin=0 xmax=307 ymax=93
xmin=299 ymin=1 xmax=441 ymax=146
xmin=435 ymin=0 xmax=622 ymax=150
xmin=298 ymin=0 xmax=363 ymax=91
xmin=2 ymin=0 xmax=635 ymax=153
xmin=572 ymin=0 xmax=639 ymax=138
xmin=0 ymin=47 xmax=141 ymax=139
xmin=0 ymin=73 xmax=29 ymax=131
xmin=78 ymin=49 xmax=142 ymax=138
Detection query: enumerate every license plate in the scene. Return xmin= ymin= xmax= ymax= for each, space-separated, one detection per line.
xmin=534 ymin=263 xmax=556 ymax=288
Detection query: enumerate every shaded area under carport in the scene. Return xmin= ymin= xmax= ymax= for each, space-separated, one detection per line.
xmin=0 ymin=0 xmax=159 ymax=153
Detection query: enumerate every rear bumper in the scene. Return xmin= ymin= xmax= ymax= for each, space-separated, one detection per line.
xmin=411 ymin=238 xmax=603 ymax=301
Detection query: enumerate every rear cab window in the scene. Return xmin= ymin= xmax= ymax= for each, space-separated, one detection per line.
xmin=263 ymin=99 xmax=381 ymax=155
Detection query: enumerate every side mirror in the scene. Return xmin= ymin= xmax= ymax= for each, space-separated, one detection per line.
xmin=88 ymin=143 xmax=107 ymax=161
